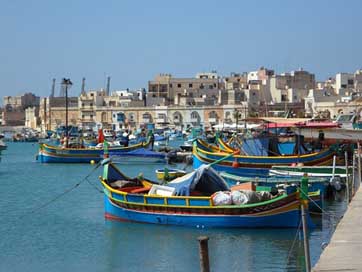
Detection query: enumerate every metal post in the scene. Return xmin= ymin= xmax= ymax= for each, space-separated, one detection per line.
xmin=198 ymin=236 xmax=210 ymax=272
xmin=358 ymin=142 xmax=361 ymax=185
xmin=62 ymin=78 xmax=72 ymax=148
xmin=345 ymin=151 xmax=349 ymax=203
xmin=301 ymin=174 xmax=311 ymax=272
xmin=352 ymin=152 xmax=356 ymax=196
xmin=65 ymin=84 xmax=69 ymax=148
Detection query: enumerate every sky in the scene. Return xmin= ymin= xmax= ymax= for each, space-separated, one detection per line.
xmin=0 ymin=0 xmax=361 ymax=100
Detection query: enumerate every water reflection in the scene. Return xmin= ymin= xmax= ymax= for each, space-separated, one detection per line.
xmin=104 ymin=220 xmax=311 ymax=272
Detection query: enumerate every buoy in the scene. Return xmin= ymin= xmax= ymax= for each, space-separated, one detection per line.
xmin=90 ymin=160 xmax=95 ymax=165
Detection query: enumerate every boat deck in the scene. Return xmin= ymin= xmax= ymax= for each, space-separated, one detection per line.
xmin=313 ymin=185 xmax=362 ymax=271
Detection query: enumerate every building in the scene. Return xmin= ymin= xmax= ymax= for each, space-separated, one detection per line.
xmin=335 ymin=73 xmax=354 ymax=95
xmin=148 ymin=72 xmax=220 ymax=104
xmin=25 ymin=107 xmax=40 ymax=129
xmin=39 ymin=96 xmax=79 ymax=131
xmin=2 ymin=93 xmax=40 ymax=126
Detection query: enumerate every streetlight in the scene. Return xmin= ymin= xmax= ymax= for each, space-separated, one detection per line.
xmin=61 ymin=78 xmax=73 ymax=147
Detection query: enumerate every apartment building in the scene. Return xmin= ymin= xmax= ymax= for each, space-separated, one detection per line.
xmin=148 ymin=72 xmax=220 ymax=104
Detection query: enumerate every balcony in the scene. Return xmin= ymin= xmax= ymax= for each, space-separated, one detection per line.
xmin=81 ymin=105 xmax=94 ymax=109
xmin=143 ymin=118 xmax=151 ymax=123
xmin=208 ymin=118 xmax=217 ymax=123
xmin=156 ymin=117 xmax=167 ymax=124
xmin=191 ymin=117 xmax=199 ymax=123
xmin=173 ymin=119 xmax=181 ymax=124
xmin=81 ymin=117 xmax=94 ymax=122
xmin=79 ymin=97 xmax=94 ymax=102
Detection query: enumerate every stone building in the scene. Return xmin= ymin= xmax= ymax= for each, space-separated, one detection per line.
xmin=2 ymin=92 xmax=40 ymax=126
xmin=39 ymin=96 xmax=79 ymax=131
xmin=148 ymin=72 xmax=220 ymax=104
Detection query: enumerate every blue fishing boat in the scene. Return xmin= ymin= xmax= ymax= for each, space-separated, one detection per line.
xmin=99 ymin=161 xmax=313 ymax=228
xmin=37 ymin=139 xmax=159 ymax=163
xmin=193 ymin=139 xmax=336 ymax=177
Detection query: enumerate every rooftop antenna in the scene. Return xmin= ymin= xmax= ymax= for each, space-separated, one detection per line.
xmin=81 ymin=77 xmax=86 ymax=95
xmin=50 ymin=78 xmax=55 ymax=97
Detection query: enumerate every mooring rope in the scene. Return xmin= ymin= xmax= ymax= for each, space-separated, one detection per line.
xmin=298 ymin=186 xmax=343 ymax=220
xmin=19 ymin=162 xmax=102 ymax=219
xmin=284 ymin=220 xmax=302 ymax=269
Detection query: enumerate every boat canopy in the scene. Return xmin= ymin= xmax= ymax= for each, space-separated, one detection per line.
xmin=167 ymin=165 xmax=229 ymax=196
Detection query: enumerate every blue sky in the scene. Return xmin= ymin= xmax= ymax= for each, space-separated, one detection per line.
xmin=0 ymin=0 xmax=361 ymax=99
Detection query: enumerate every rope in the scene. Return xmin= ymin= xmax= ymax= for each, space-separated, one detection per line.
xmin=85 ymin=176 xmax=104 ymax=194
xmin=285 ymin=220 xmax=302 ymax=269
xmin=19 ymin=162 xmax=102 ymax=219
xmin=298 ymin=186 xmax=342 ymax=220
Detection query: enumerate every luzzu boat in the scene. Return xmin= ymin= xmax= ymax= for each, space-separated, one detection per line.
xmin=193 ymin=139 xmax=336 ymax=177
xmin=99 ymin=160 xmax=313 ymax=228
xmin=37 ymin=139 xmax=157 ymax=163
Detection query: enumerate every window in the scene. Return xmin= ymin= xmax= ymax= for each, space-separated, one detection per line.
xmin=90 ymin=115 xmax=93 ymax=118
xmin=169 ymin=83 xmax=173 ymax=88
xmin=177 ymin=84 xmax=182 ymax=88
xmin=90 ymin=103 xmax=93 ymax=106
xmin=209 ymin=85 xmax=213 ymax=89
xmin=82 ymin=115 xmax=84 ymax=118
xmin=189 ymin=83 xmax=193 ymax=88
xmin=348 ymin=79 xmax=354 ymax=85
xmin=200 ymin=84 xmax=204 ymax=89
xmin=82 ymin=103 xmax=84 ymax=107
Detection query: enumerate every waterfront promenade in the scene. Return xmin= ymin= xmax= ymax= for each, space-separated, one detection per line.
xmin=313 ymin=185 xmax=362 ymax=271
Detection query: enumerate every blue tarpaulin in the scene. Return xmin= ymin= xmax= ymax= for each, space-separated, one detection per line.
xmin=241 ymin=138 xmax=269 ymax=156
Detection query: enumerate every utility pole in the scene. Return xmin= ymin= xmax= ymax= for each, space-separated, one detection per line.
xmin=61 ymin=78 xmax=73 ymax=148
xmin=81 ymin=77 xmax=86 ymax=95
xmin=50 ymin=78 xmax=55 ymax=97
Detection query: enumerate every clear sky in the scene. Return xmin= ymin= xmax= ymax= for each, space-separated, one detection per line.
xmin=0 ymin=0 xmax=361 ymax=99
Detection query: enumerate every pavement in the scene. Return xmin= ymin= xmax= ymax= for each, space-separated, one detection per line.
xmin=313 ymin=185 xmax=362 ymax=271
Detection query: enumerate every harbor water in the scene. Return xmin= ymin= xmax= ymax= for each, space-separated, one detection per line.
xmin=0 ymin=143 xmax=347 ymax=271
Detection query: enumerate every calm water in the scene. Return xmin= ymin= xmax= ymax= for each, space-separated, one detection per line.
xmin=0 ymin=143 xmax=347 ymax=271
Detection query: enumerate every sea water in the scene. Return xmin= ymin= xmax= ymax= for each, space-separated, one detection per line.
xmin=0 ymin=143 xmax=347 ymax=271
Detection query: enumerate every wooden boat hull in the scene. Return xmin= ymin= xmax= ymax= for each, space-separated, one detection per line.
xmin=193 ymin=139 xmax=335 ymax=177
xmin=104 ymin=196 xmax=302 ymax=228
xmin=37 ymin=140 xmax=155 ymax=163
xmin=193 ymin=151 xmax=270 ymax=177
xmin=100 ymin=162 xmax=312 ymax=228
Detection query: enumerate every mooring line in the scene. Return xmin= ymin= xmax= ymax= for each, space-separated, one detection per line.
xmin=20 ymin=163 xmax=102 ymax=219
xmin=285 ymin=220 xmax=302 ymax=269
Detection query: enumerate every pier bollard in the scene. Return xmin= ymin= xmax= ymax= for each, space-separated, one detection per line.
xmin=198 ymin=236 xmax=210 ymax=272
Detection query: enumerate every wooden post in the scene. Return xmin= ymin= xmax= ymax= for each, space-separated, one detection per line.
xmin=345 ymin=151 xmax=350 ymax=203
xmin=301 ymin=174 xmax=311 ymax=272
xmin=198 ymin=236 xmax=210 ymax=272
